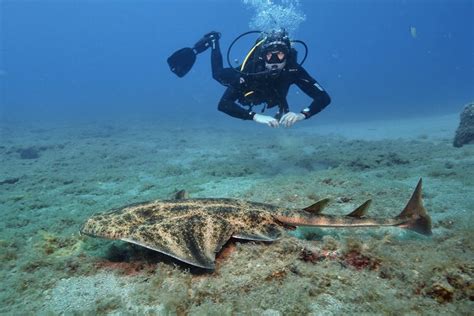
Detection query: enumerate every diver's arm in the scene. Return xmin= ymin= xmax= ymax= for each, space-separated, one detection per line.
xmin=217 ymin=88 xmax=256 ymax=120
xmin=294 ymin=67 xmax=331 ymax=119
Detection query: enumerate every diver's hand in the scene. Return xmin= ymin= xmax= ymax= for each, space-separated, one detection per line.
xmin=253 ymin=114 xmax=279 ymax=128
xmin=279 ymin=112 xmax=305 ymax=127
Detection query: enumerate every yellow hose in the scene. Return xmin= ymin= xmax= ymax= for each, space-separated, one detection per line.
xmin=240 ymin=38 xmax=266 ymax=72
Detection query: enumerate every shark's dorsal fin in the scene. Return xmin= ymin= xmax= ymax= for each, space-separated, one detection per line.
xmin=395 ymin=178 xmax=432 ymax=235
xmin=347 ymin=199 xmax=372 ymax=218
xmin=174 ymin=190 xmax=189 ymax=200
xmin=303 ymin=198 xmax=330 ymax=214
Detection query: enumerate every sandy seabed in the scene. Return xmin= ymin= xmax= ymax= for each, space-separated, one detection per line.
xmin=0 ymin=113 xmax=472 ymax=315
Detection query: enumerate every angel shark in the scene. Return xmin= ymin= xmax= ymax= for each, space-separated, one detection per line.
xmin=81 ymin=179 xmax=431 ymax=270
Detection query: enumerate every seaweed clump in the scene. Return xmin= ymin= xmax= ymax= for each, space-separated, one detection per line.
xmin=298 ymin=239 xmax=382 ymax=271
xmin=16 ymin=145 xmax=54 ymax=159
xmin=420 ymin=265 xmax=474 ymax=304
xmin=17 ymin=147 xmax=41 ymax=159
xmin=0 ymin=178 xmax=19 ymax=185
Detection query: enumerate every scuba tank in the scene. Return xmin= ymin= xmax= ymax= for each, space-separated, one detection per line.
xmin=227 ymin=29 xmax=308 ymax=77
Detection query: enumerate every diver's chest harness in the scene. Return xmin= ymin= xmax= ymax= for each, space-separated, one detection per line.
xmin=227 ymin=29 xmax=308 ymax=119
xmin=237 ymin=73 xmax=292 ymax=118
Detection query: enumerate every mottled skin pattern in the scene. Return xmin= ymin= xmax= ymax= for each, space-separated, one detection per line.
xmin=81 ymin=199 xmax=288 ymax=269
xmin=81 ymin=180 xmax=431 ymax=270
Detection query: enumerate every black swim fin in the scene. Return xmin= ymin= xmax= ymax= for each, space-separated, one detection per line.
xmin=167 ymin=32 xmax=221 ymax=78
xmin=167 ymin=47 xmax=196 ymax=78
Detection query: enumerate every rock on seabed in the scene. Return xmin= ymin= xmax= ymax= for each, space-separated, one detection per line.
xmin=453 ymin=102 xmax=474 ymax=147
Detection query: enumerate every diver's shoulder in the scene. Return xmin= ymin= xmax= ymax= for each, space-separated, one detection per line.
xmin=286 ymin=64 xmax=306 ymax=75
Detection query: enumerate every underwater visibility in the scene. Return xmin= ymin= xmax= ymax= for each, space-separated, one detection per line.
xmin=1 ymin=0 xmax=473 ymax=314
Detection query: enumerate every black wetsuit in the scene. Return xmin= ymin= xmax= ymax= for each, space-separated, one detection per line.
xmin=210 ymin=40 xmax=331 ymax=120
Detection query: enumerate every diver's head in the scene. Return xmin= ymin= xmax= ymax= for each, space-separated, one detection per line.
xmin=261 ymin=29 xmax=291 ymax=72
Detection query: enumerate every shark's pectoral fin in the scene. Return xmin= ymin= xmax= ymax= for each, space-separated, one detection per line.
xmin=122 ymin=214 xmax=233 ymax=269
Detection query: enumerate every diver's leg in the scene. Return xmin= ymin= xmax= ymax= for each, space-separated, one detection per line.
xmin=193 ymin=31 xmax=221 ymax=54
xmin=193 ymin=32 xmax=236 ymax=86
xmin=209 ymin=35 xmax=239 ymax=86
xmin=194 ymin=32 xmax=225 ymax=78
xmin=210 ymin=37 xmax=224 ymax=80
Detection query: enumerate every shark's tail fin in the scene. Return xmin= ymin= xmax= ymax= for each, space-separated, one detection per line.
xmin=395 ymin=178 xmax=432 ymax=236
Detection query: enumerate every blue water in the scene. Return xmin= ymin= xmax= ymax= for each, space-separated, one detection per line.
xmin=2 ymin=0 xmax=473 ymax=123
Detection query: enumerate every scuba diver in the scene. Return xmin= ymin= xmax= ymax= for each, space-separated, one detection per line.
xmin=167 ymin=30 xmax=331 ymax=128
